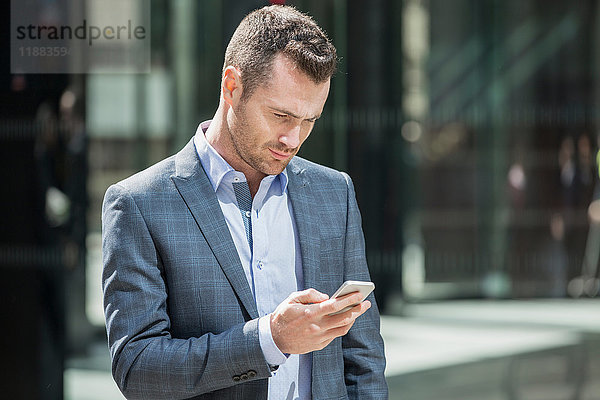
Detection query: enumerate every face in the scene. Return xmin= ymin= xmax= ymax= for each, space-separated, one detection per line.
xmin=224 ymin=54 xmax=331 ymax=177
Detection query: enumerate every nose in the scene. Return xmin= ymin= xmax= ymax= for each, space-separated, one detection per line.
xmin=279 ymin=124 xmax=301 ymax=149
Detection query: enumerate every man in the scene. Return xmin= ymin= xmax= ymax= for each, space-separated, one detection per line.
xmin=102 ymin=5 xmax=387 ymax=399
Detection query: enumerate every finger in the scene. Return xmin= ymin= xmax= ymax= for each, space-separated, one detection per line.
xmin=319 ymin=291 xmax=365 ymax=315
xmin=324 ymin=300 xmax=371 ymax=329
xmin=314 ymin=336 xmax=336 ymax=351
xmin=290 ymin=288 xmax=329 ymax=304
xmin=319 ymin=324 xmax=355 ymax=344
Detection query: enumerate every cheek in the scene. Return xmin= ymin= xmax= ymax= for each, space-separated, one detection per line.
xmin=235 ymin=113 xmax=262 ymax=144
xmin=300 ymin=125 xmax=313 ymax=143
xmin=251 ymin=113 xmax=275 ymax=138
xmin=235 ymin=103 xmax=262 ymax=130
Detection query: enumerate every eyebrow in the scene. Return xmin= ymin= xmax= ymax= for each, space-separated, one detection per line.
xmin=269 ymin=107 xmax=321 ymax=121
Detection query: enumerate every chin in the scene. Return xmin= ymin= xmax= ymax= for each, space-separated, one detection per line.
xmin=262 ymin=160 xmax=289 ymax=176
xmin=264 ymin=167 xmax=287 ymax=176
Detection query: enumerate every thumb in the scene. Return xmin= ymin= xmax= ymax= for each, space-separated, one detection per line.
xmin=291 ymin=288 xmax=329 ymax=304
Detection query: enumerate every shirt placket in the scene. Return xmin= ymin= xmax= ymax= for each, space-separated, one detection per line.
xmin=252 ymin=179 xmax=275 ymax=317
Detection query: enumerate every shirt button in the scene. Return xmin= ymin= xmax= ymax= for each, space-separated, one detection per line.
xmin=258 ymin=262 xmax=263 ymax=270
xmin=245 ymin=211 xmax=251 ymax=218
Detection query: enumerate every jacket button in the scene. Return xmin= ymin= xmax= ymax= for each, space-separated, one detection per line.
xmin=248 ymin=370 xmax=257 ymax=378
xmin=240 ymin=373 xmax=248 ymax=380
xmin=233 ymin=375 xmax=241 ymax=382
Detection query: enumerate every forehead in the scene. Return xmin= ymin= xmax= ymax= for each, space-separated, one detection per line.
xmin=252 ymin=55 xmax=331 ymax=117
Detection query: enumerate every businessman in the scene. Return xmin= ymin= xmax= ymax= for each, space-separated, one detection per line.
xmin=102 ymin=5 xmax=387 ymax=399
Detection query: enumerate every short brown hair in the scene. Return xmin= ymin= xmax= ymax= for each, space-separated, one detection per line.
xmin=223 ymin=5 xmax=337 ymax=99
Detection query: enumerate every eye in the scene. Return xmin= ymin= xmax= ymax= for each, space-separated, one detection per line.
xmin=274 ymin=113 xmax=288 ymax=119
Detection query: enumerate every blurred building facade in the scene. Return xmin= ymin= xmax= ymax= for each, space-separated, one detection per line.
xmin=84 ymin=0 xmax=600 ymax=306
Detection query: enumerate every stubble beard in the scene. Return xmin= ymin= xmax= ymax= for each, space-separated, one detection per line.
xmin=229 ymin=105 xmax=296 ymax=177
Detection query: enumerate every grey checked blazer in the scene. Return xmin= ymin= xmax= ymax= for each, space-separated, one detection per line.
xmin=102 ymin=138 xmax=388 ymax=399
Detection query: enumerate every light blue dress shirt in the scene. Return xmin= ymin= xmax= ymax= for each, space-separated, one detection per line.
xmin=194 ymin=122 xmax=312 ymax=399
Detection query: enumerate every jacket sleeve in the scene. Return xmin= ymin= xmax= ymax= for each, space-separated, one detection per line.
xmin=102 ymin=183 xmax=271 ymax=399
xmin=339 ymin=173 xmax=389 ymax=399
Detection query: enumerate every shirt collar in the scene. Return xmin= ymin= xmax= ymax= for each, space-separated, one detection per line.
xmin=193 ymin=120 xmax=289 ymax=195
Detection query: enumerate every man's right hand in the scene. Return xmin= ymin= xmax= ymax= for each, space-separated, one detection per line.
xmin=269 ymin=288 xmax=371 ymax=355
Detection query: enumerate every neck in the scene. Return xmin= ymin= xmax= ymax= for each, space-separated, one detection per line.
xmin=205 ymin=103 xmax=265 ymax=197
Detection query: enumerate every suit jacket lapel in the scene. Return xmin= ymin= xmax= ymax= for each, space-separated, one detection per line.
xmin=286 ymin=159 xmax=321 ymax=293
xmin=170 ymin=139 xmax=259 ymax=320
xmin=287 ymin=159 xmax=327 ymax=396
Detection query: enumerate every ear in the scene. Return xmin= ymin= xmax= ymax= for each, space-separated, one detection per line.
xmin=222 ymin=66 xmax=243 ymax=107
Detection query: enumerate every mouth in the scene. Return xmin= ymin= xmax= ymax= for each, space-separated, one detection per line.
xmin=268 ymin=148 xmax=292 ymax=161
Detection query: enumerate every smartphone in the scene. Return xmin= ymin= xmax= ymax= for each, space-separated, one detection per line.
xmin=329 ymin=280 xmax=375 ymax=315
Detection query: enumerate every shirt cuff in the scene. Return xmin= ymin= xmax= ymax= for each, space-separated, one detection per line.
xmin=258 ymin=315 xmax=288 ymax=366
